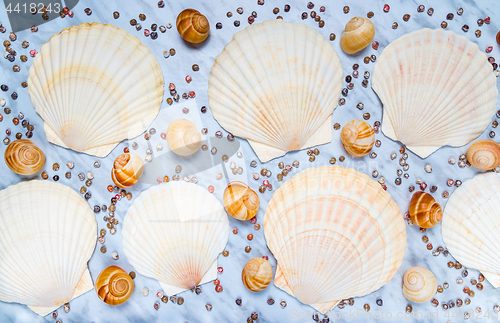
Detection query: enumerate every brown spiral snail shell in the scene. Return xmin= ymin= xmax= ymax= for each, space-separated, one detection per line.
xmin=242 ymin=258 xmax=273 ymax=292
xmin=176 ymin=9 xmax=210 ymax=43
xmin=466 ymin=139 xmax=500 ymax=170
xmin=4 ymin=139 xmax=45 ymax=175
xmin=223 ymin=181 xmax=260 ymax=221
xmin=409 ymin=191 xmax=442 ymax=228
xmin=95 ymin=266 xmax=134 ymax=305
xmin=111 ymin=153 xmax=144 ymax=188
xmin=340 ymin=120 xmax=375 ymax=157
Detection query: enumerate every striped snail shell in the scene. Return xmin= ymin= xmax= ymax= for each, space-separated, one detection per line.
xmin=4 ymin=139 xmax=45 ymax=175
xmin=340 ymin=120 xmax=375 ymax=157
xmin=409 ymin=191 xmax=442 ymax=228
xmin=176 ymin=9 xmax=210 ymax=43
xmin=111 ymin=153 xmax=144 ymax=188
xmin=223 ymin=181 xmax=260 ymax=221
xmin=242 ymin=258 xmax=273 ymax=292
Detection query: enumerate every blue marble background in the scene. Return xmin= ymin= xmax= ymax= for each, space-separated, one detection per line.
xmin=0 ymin=0 xmax=499 ymax=322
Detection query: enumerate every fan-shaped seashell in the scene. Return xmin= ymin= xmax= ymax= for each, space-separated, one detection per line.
xmin=4 ymin=139 xmax=45 ymax=175
xmin=176 ymin=9 xmax=210 ymax=43
xmin=95 ymin=266 xmax=134 ymax=305
xmin=409 ymin=191 xmax=442 ymax=228
xmin=242 ymin=258 xmax=273 ymax=292
xmin=166 ymin=118 xmax=202 ymax=156
xmin=265 ymin=166 xmax=406 ymax=313
xmin=111 ymin=153 xmax=144 ymax=188
xmin=340 ymin=120 xmax=375 ymax=157
xmin=208 ymin=20 xmax=343 ymax=162
xmin=466 ymin=140 xmax=500 ymax=170
xmin=340 ymin=17 xmax=375 ymax=54
xmin=223 ymin=181 xmax=259 ymax=221
xmin=27 ymin=22 xmax=164 ymax=157
xmin=372 ymin=28 xmax=498 ymax=158
xmin=0 ymin=181 xmax=96 ymax=316
xmin=443 ymin=172 xmax=500 ymax=287
xmin=122 ymin=182 xmax=229 ymax=295
xmin=402 ymin=266 xmax=437 ymax=303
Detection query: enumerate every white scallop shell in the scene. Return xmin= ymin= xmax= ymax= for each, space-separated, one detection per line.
xmin=264 ymin=166 xmax=407 ymax=313
xmin=372 ymin=28 xmax=498 ymax=158
xmin=442 ymin=172 xmax=500 ymax=287
xmin=122 ymin=182 xmax=229 ymax=295
xmin=0 ymin=181 xmax=97 ymax=316
xmin=28 ymin=22 xmax=164 ymax=157
xmin=208 ymin=20 xmax=343 ymax=163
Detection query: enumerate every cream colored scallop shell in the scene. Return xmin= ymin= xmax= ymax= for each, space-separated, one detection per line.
xmin=442 ymin=172 xmax=500 ymax=287
xmin=372 ymin=28 xmax=498 ymax=158
xmin=208 ymin=20 xmax=343 ymax=162
xmin=265 ymin=166 xmax=407 ymax=313
xmin=122 ymin=182 xmax=229 ymax=295
xmin=27 ymin=22 xmax=164 ymax=157
xmin=0 ymin=181 xmax=97 ymax=316
xmin=402 ymin=266 xmax=437 ymax=303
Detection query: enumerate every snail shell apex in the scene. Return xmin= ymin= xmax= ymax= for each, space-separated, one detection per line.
xmin=4 ymin=139 xmax=45 ymax=175
xmin=466 ymin=139 xmax=500 ymax=170
xmin=242 ymin=258 xmax=273 ymax=292
xmin=409 ymin=191 xmax=442 ymax=228
xmin=340 ymin=17 xmax=375 ymax=54
xmin=176 ymin=9 xmax=210 ymax=43
xmin=402 ymin=266 xmax=437 ymax=303
xmin=223 ymin=181 xmax=260 ymax=221
xmin=111 ymin=153 xmax=144 ymax=188
xmin=340 ymin=120 xmax=375 ymax=157
xmin=95 ymin=266 xmax=134 ymax=305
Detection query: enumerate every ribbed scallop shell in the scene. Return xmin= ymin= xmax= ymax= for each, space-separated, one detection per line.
xmin=265 ymin=166 xmax=407 ymax=313
xmin=402 ymin=267 xmax=437 ymax=303
xmin=27 ymin=22 xmax=164 ymax=157
xmin=372 ymin=28 xmax=498 ymax=158
xmin=0 ymin=181 xmax=97 ymax=316
xmin=442 ymin=172 xmax=500 ymax=287
xmin=122 ymin=182 xmax=229 ymax=295
xmin=4 ymin=139 xmax=45 ymax=175
xmin=208 ymin=20 xmax=343 ymax=162
xmin=340 ymin=120 xmax=375 ymax=157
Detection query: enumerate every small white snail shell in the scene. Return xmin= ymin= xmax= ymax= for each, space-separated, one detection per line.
xmin=166 ymin=118 xmax=202 ymax=156
xmin=402 ymin=266 xmax=437 ymax=303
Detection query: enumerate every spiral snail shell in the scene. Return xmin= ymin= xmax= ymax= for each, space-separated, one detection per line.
xmin=95 ymin=266 xmax=134 ymax=305
xmin=402 ymin=266 xmax=437 ymax=303
xmin=223 ymin=181 xmax=260 ymax=221
xmin=166 ymin=118 xmax=202 ymax=156
xmin=242 ymin=258 xmax=273 ymax=292
xmin=409 ymin=191 xmax=442 ymax=228
xmin=340 ymin=120 xmax=375 ymax=157
xmin=340 ymin=17 xmax=375 ymax=54
xmin=466 ymin=139 xmax=500 ymax=170
xmin=111 ymin=153 xmax=144 ymax=188
xmin=4 ymin=139 xmax=45 ymax=175
xmin=176 ymin=9 xmax=210 ymax=43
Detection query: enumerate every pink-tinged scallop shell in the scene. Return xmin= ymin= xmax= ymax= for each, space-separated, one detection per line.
xmin=264 ymin=166 xmax=406 ymax=313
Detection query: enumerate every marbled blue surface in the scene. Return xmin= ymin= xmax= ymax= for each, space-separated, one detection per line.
xmin=0 ymin=0 xmax=499 ymax=322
